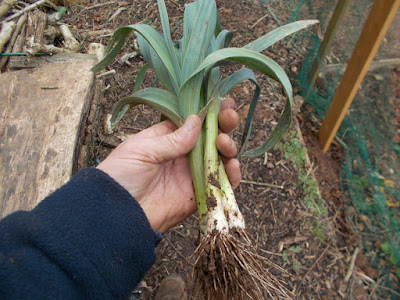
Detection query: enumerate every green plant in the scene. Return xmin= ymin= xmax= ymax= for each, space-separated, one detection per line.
xmin=93 ymin=0 xmax=317 ymax=298
xmin=282 ymin=246 xmax=303 ymax=274
xmin=276 ymin=135 xmax=328 ymax=240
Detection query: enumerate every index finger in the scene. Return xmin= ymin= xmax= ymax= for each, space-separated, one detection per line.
xmin=221 ymin=98 xmax=236 ymax=111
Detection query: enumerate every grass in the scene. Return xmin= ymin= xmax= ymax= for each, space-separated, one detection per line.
xmin=275 ymin=130 xmax=328 ymax=241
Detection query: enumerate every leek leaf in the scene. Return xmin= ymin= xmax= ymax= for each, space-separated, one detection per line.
xmin=92 ymin=24 xmax=179 ymax=91
xmin=216 ymin=29 xmax=233 ymax=50
xmin=244 ymin=20 xmax=319 ymax=52
xmin=180 ymin=0 xmax=217 ymax=79
xmin=185 ymin=48 xmax=293 ymax=156
xmin=137 ymin=34 xmax=177 ymax=94
xmin=110 ymin=88 xmax=183 ymax=130
xmin=182 ymin=1 xmax=199 ymax=61
xmin=133 ymin=63 xmax=150 ymax=93
xmin=157 ymin=0 xmax=181 ymax=82
xmin=243 ymin=100 xmax=291 ymax=156
xmin=217 ymin=68 xmax=261 ymax=153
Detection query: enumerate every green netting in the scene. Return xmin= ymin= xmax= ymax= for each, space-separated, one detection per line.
xmin=260 ymin=0 xmax=400 ymax=297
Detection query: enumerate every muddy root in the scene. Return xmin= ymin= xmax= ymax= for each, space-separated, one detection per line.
xmin=190 ymin=228 xmax=292 ymax=299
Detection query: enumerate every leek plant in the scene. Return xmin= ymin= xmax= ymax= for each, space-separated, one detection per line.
xmin=93 ymin=0 xmax=317 ymax=298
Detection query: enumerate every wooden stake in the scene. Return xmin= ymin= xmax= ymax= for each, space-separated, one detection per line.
xmin=319 ymin=0 xmax=400 ymax=152
xmin=306 ymin=0 xmax=351 ymax=95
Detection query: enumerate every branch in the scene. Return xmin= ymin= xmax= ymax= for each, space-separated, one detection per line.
xmin=59 ymin=25 xmax=80 ymax=52
xmin=0 ymin=20 xmax=16 ymax=53
xmin=3 ymin=0 xmax=48 ymax=23
xmin=344 ymin=247 xmax=360 ymax=282
xmin=26 ymin=41 xmax=72 ymax=56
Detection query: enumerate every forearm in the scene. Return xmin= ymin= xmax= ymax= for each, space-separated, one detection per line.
xmin=0 ymin=168 xmax=158 ymax=299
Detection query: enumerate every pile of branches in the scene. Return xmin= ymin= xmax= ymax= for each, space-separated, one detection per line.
xmin=0 ymin=0 xmax=81 ymax=71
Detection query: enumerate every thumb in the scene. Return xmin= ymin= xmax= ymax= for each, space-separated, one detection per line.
xmin=150 ymin=115 xmax=201 ymax=163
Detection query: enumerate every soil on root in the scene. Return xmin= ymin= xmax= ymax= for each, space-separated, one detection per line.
xmin=190 ymin=229 xmax=291 ymax=300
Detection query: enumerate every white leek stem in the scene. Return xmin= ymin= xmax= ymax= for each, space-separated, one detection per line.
xmin=218 ymin=160 xmax=245 ymax=229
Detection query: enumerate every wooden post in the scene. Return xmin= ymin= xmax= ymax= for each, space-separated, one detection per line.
xmin=307 ymin=0 xmax=351 ymax=95
xmin=319 ymin=0 xmax=400 ymax=152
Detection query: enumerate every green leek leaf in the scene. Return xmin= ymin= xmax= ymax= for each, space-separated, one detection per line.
xmin=182 ymin=1 xmax=199 ymax=60
xmin=180 ymin=0 xmax=217 ymax=80
xmin=110 ymin=88 xmax=183 ymax=130
xmin=184 ymin=48 xmax=293 ymax=156
xmin=244 ymin=20 xmax=319 ymax=52
xmin=217 ymin=68 xmax=261 ymax=153
xmin=93 ymin=24 xmax=179 ymax=92
xmin=137 ymin=34 xmax=177 ymax=94
xmin=157 ymin=0 xmax=181 ymax=82
xmin=216 ymin=29 xmax=233 ymax=50
xmin=133 ymin=63 xmax=150 ymax=93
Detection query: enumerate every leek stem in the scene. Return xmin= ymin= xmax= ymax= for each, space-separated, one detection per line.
xmin=204 ymin=97 xmax=220 ymax=176
xmin=203 ymin=96 xmax=229 ymax=234
xmin=189 ymin=132 xmax=207 ymax=234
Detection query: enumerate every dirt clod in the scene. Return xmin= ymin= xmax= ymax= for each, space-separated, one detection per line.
xmin=206 ymin=196 xmax=217 ymax=209
xmin=208 ymin=172 xmax=221 ymax=189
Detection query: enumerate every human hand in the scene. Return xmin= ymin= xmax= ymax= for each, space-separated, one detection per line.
xmin=97 ymin=99 xmax=241 ymax=233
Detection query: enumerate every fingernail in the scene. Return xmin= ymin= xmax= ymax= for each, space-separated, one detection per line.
xmin=182 ymin=115 xmax=195 ymax=132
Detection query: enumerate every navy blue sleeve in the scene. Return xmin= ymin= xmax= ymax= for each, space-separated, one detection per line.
xmin=0 ymin=168 xmax=159 ymax=299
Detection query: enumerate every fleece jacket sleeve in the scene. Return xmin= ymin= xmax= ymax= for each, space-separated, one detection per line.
xmin=0 ymin=168 xmax=159 ymax=300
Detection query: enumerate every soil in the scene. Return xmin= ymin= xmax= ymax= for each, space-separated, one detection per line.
xmin=61 ymin=0 xmax=399 ymax=299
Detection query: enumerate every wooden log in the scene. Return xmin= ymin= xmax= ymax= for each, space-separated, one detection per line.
xmin=319 ymin=0 xmax=400 ymax=152
xmin=24 ymin=10 xmax=47 ymax=55
xmin=26 ymin=10 xmax=47 ymax=44
xmin=0 ymin=53 xmax=97 ymax=217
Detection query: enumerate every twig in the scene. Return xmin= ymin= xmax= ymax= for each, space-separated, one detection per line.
xmin=240 ymin=180 xmax=284 ymax=189
xmin=96 ymin=70 xmax=116 ymax=78
xmin=0 ymin=20 xmax=16 ymax=53
xmin=344 ymin=247 xmax=359 ymax=282
xmin=368 ymin=273 xmax=384 ymax=299
xmin=107 ymin=7 xmax=126 ymax=23
xmin=79 ymin=1 xmax=117 ymax=13
xmin=265 ymin=5 xmax=281 ymax=26
xmin=259 ymin=248 xmax=282 ymax=257
xmin=301 ymin=245 xmax=330 ymax=283
xmin=3 ymin=0 xmax=47 ymax=23
xmin=170 ymin=0 xmax=180 ymax=7
xmin=250 ymin=13 xmax=268 ymax=29
xmin=165 ymin=237 xmax=193 ymax=266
